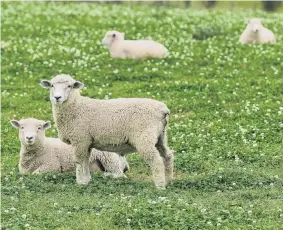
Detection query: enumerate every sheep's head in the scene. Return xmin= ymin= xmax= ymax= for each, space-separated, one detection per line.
xmin=10 ymin=118 xmax=51 ymax=146
xmin=102 ymin=30 xmax=125 ymax=47
xmin=247 ymin=18 xmax=263 ymax=33
xmin=40 ymin=74 xmax=84 ymax=105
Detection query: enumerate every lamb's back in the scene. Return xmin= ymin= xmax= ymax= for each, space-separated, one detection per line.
xmin=78 ymin=97 xmax=169 ymax=143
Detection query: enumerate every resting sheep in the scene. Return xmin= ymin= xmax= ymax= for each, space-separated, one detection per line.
xmin=40 ymin=74 xmax=174 ymax=189
xmin=10 ymin=118 xmax=129 ymax=177
xmin=102 ymin=30 xmax=169 ymax=59
xmin=239 ymin=18 xmax=276 ymax=44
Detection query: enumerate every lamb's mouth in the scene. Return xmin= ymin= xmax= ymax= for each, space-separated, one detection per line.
xmin=26 ymin=140 xmax=34 ymax=145
xmin=54 ymin=100 xmax=64 ymax=105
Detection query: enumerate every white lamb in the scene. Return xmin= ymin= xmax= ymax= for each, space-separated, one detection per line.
xmin=10 ymin=118 xmax=129 ymax=177
xmin=239 ymin=18 xmax=276 ymax=44
xmin=101 ymin=30 xmax=169 ymax=59
xmin=40 ymin=74 xmax=174 ymax=189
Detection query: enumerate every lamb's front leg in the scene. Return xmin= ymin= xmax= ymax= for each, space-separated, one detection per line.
xmin=74 ymin=143 xmax=91 ymax=185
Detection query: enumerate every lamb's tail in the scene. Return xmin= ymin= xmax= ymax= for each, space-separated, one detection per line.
xmin=161 ymin=107 xmax=170 ymax=126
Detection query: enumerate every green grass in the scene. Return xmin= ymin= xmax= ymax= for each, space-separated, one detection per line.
xmin=125 ymin=1 xmax=283 ymax=12
xmin=1 ymin=2 xmax=283 ymax=229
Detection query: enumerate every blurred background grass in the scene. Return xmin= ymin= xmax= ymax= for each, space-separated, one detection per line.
xmin=61 ymin=1 xmax=283 ymax=12
xmin=2 ymin=0 xmax=283 ymax=12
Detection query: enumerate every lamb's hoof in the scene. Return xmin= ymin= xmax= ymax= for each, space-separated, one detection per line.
xmin=155 ymin=185 xmax=166 ymax=190
xmin=103 ymin=172 xmax=127 ymax=179
xmin=76 ymin=180 xmax=90 ymax=185
xmin=165 ymin=176 xmax=174 ymax=185
xmin=112 ymin=173 xmax=127 ymax=179
xmin=76 ymin=176 xmax=91 ymax=185
xmin=103 ymin=172 xmax=110 ymax=177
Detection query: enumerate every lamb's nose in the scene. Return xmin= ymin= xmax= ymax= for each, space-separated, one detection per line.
xmin=54 ymin=96 xmax=62 ymax=101
xmin=26 ymin=136 xmax=33 ymax=140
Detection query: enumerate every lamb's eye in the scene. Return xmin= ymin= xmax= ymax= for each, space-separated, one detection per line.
xmin=38 ymin=127 xmax=41 ymax=130
xmin=51 ymin=85 xmax=54 ymax=87
xmin=68 ymin=85 xmax=72 ymax=88
xmin=21 ymin=127 xmax=24 ymax=130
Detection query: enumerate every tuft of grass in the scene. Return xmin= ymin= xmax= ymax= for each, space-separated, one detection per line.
xmin=1 ymin=2 xmax=283 ymax=229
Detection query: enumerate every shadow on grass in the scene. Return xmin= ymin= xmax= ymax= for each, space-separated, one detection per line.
xmin=2 ymin=172 xmax=151 ymax=196
xmin=2 ymin=168 xmax=282 ymax=198
xmin=170 ymin=169 xmax=283 ymax=192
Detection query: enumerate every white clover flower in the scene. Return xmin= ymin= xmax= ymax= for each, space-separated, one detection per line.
xmin=1 ymin=40 xmax=11 ymax=49
xmin=158 ymin=196 xmax=167 ymax=201
xmin=201 ymin=208 xmax=207 ymax=213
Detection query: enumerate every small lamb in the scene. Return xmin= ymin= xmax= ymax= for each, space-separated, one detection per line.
xmin=40 ymin=74 xmax=174 ymax=189
xmin=102 ymin=30 xmax=169 ymax=59
xmin=10 ymin=118 xmax=129 ymax=177
xmin=239 ymin=18 xmax=276 ymax=44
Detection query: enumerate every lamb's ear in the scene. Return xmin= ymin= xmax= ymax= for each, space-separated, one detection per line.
xmin=121 ymin=32 xmax=125 ymax=39
xmin=73 ymin=81 xmax=84 ymax=89
xmin=43 ymin=121 xmax=51 ymax=130
xmin=40 ymin=80 xmax=51 ymax=88
xmin=10 ymin=120 xmax=20 ymax=129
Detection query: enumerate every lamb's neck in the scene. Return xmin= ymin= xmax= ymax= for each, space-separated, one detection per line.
xmin=20 ymin=144 xmax=45 ymax=170
xmin=52 ymin=97 xmax=81 ymax=124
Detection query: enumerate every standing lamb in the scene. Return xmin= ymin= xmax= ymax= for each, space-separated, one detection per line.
xmin=101 ymin=30 xmax=169 ymax=59
xmin=10 ymin=118 xmax=129 ymax=177
xmin=40 ymin=74 xmax=174 ymax=189
xmin=239 ymin=18 xmax=276 ymax=44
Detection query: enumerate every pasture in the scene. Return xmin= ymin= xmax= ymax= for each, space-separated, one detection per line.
xmin=1 ymin=2 xmax=283 ymax=229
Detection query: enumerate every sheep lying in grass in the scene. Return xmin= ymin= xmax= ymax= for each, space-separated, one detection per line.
xmin=102 ymin=30 xmax=169 ymax=59
xmin=239 ymin=18 xmax=276 ymax=44
xmin=40 ymin=74 xmax=174 ymax=189
xmin=10 ymin=118 xmax=129 ymax=177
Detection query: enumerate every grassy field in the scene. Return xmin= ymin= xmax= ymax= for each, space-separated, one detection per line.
xmin=124 ymin=1 xmax=283 ymax=12
xmin=1 ymin=2 xmax=283 ymax=229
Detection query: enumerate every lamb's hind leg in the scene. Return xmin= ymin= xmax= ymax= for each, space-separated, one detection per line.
xmin=74 ymin=143 xmax=91 ymax=185
xmin=156 ymin=131 xmax=174 ymax=186
xmin=134 ymin=134 xmax=166 ymax=189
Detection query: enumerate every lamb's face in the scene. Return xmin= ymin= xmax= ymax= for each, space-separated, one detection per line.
xmin=10 ymin=118 xmax=51 ymax=146
xmin=40 ymin=74 xmax=84 ymax=105
xmin=101 ymin=31 xmax=125 ymax=47
xmin=247 ymin=18 xmax=263 ymax=33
